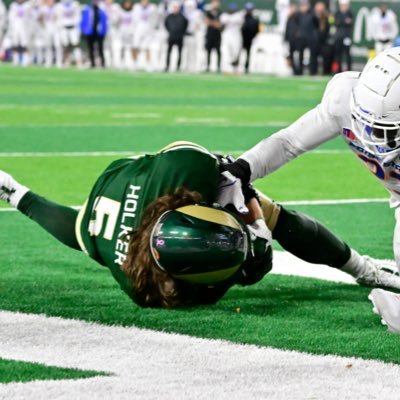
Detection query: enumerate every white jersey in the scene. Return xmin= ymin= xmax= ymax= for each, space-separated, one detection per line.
xmin=120 ymin=7 xmax=134 ymax=47
xmin=184 ymin=6 xmax=203 ymax=36
xmin=220 ymin=11 xmax=243 ymax=37
xmin=372 ymin=9 xmax=398 ymax=42
xmin=0 ymin=0 xmax=6 ymax=39
xmin=104 ymin=2 xmax=122 ymax=36
xmin=133 ymin=3 xmax=157 ymax=32
xmin=8 ymin=1 xmax=32 ymax=46
xmin=57 ymin=0 xmax=80 ymax=28
xmin=241 ymin=72 xmax=400 ymax=207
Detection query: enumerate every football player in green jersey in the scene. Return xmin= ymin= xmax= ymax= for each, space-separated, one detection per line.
xmin=2 ymin=141 xmax=400 ymax=308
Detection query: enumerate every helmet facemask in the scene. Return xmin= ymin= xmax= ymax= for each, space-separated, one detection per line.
xmin=350 ymin=48 xmax=400 ymax=156
xmin=351 ymin=102 xmax=400 ymax=155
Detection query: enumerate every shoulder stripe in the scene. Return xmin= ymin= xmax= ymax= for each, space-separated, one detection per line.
xmin=75 ymin=200 xmax=89 ymax=255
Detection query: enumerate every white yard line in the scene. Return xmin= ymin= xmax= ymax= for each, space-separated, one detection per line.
xmin=0 ymin=275 xmax=397 ymax=400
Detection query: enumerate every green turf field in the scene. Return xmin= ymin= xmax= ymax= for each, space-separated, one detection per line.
xmin=0 ymin=67 xmax=398 ymax=383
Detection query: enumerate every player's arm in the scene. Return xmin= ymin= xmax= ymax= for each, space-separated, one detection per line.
xmin=225 ymin=74 xmax=350 ymax=183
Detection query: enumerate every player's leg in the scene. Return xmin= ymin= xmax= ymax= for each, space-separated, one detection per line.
xmin=259 ymin=193 xmax=400 ymax=289
xmin=0 ymin=171 xmax=80 ymax=250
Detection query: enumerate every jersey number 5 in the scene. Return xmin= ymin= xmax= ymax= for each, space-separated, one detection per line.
xmin=89 ymin=196 xmax=121 ymax=240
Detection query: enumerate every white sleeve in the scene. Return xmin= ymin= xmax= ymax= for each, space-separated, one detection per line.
xmin=394 ymin=207 xmax=400 ymax=271
xmin=240 ymin=74 xmax=347 ymax=181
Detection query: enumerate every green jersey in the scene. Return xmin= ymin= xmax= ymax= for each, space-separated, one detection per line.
xmin=75 ymin=142 xmax=219 ymax=296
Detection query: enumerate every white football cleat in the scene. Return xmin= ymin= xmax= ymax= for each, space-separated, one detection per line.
xmin=0 ymin=170 xmax=29 ymax=207
xmin=356 ymin=256 xmax=400 ymax=290
xmin=369 ymin=288 xmax=400 ymax=334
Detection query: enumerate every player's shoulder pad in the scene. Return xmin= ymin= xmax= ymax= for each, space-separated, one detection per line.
xmin=321 ymin=71 xmax=360 ymax=117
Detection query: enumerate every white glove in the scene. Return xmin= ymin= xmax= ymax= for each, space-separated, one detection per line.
xmin=216 ymin=170 xmax=249 ymax=214
xmin=247 ymin=218 xmax=272 ymax=243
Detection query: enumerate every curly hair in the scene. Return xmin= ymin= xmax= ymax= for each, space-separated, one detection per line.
xmin=121 ymin=187 xmax=202 ymax=308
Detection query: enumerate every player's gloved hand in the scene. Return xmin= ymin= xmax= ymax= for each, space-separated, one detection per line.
xmin=237 ymin=218 xmax=273 ymax=286
xmin=222 ymin=158 xmax=252 ymax=185
xmin=217 ymin=170 xmax=249 ymax=214
xmin=247 ymin=218 xmax=272 ymax=243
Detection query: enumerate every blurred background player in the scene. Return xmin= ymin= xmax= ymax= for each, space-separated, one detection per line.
xmin=103 ymin=0 xmax=123 ymax=68
xmin=30 ymin=0 xmax=45 ymax=65
xmin=8 ymin=0 xmax=32 ymax=66
xmin=81 ymin=0 xmax=108 ymax=68
xmin=241 ymin=2 xmax=258 ymax=74
xmin=164 ymin=0 xmax=187 ymax=72
xmin=57 ymin=0 xmax=81 ymax=66
xmin=333 ymin=0 xmax=353 ymax=72
xmin=132 ymin=0 xmax=157 ymax=71
xmin=204 ymin=0 xmax=222 ymax=72
xmin=220 ymin=3 xmax=243 ymax=73
xmin=183 ymin=0 xmax=203 ymax=72
xmin=40 ymin=0 xmax=62 ymax=67
xmin=275 ymin=0 xmax=289 ymax=34
xmin=0 ymin=0 xmax=5 ymax=55
xmin=120 ymin=0 xmax=135 ymax=69
xmin=371 ymin=3 xmax=398 ymax=54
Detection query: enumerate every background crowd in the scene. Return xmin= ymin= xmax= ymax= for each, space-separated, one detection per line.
xmin=0 ymin=0 xmax=261 ymax=71
xmin=0 ymin=0 xmax=398 ymax=74
xmin=284 ymin=0 xmax=399 ymax=75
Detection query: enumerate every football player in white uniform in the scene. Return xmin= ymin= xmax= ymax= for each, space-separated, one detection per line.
xmin=371 ymin=4 xmax=398 ymax=54
xmin=40 ymin=0 xmax=62 ymax=67
xmin=218 ymin=48 xmax=400 ymax=293
xmin=119 ymin=0 xmax=135 ymax=69
xmin=183 ymin=0 xmax=203 ymax=72
xmin=220 ymin=3 xmax=243 ymax=73
xmin=103 ymin=0 xmax=123 ymax=68
xmin=8 ymin=0 xmax=32 ymax=65
xmin=0 ymin=0 xmax=7 ymax=57
xmin=132 ymin=0 xmax=157 ymax=70
xmin=56 ymin=0 xmax=81 ymax=66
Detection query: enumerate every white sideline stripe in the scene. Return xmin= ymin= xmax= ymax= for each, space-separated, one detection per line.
xmin=0 ymin=149 xmax=348 ymax=157
xmin=0 ymin=197 xmax=389 ymax=213
xmin=1 ymin=307 xmax=399 ymax=400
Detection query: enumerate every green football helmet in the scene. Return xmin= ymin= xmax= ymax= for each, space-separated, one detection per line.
xmin=149 ymin=205 xmax=250 ymax=284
